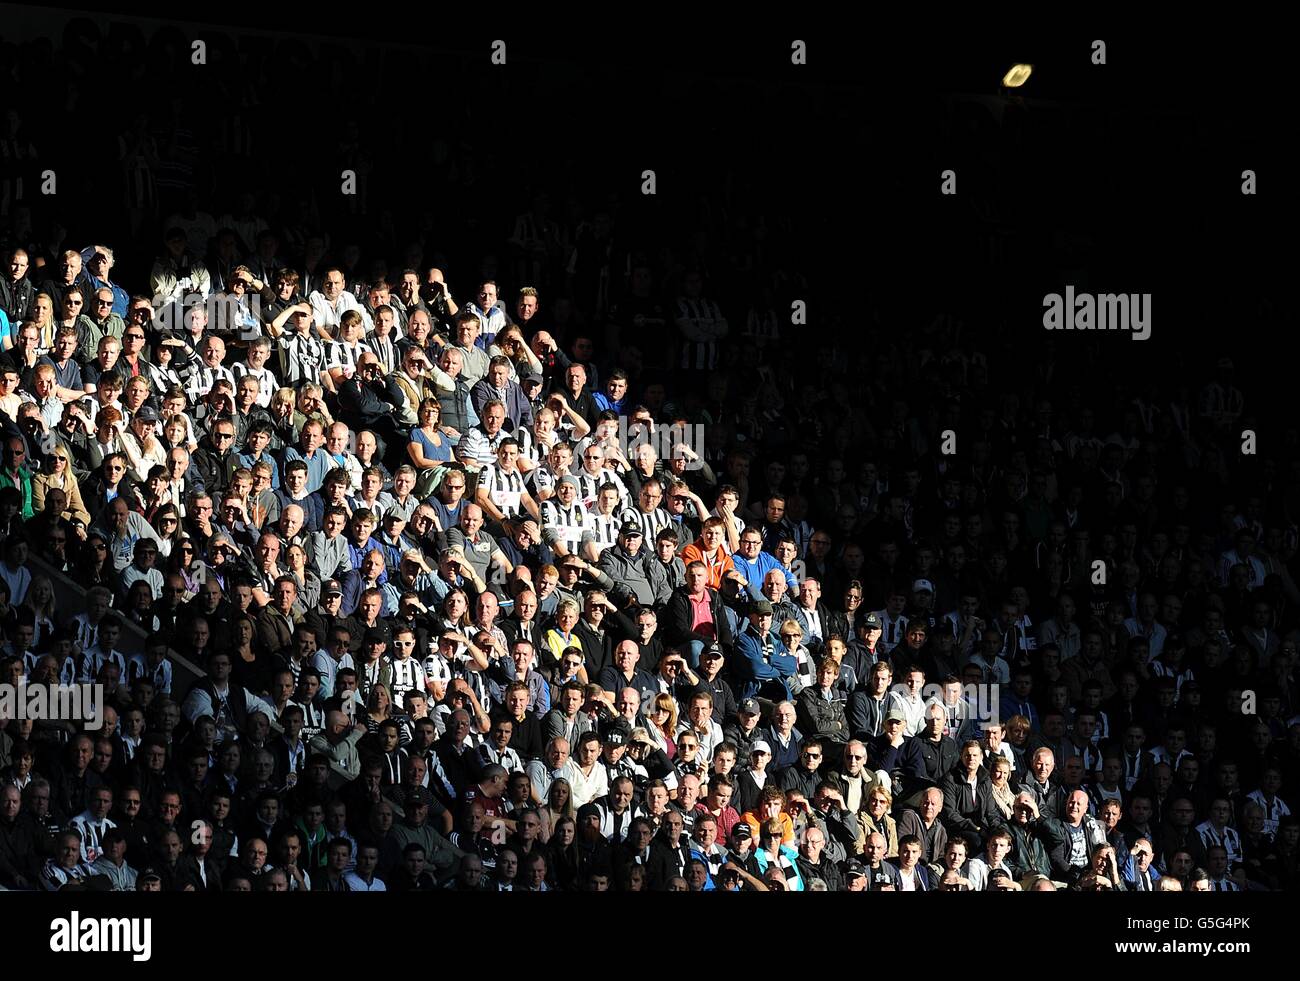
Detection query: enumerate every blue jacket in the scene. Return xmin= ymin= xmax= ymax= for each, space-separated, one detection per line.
xmin=761 ymin=724 xmax=803 ymax=772
xmin=882 ymin=860 xmax=935 ymax=891
xmin=732 ymin=550 xmax=798 ymax=598
xmin=750 ymin=845 xmax=805 ymax=891
xmin=733 ymin=624 xmax=797 ymax=701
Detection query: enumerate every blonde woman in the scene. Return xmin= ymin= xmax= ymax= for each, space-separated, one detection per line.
xmin=6 ymin=292 xmax=54 ymax=354
xmin=989 ymin=754 xmax=1016 ymax=821
xmin=22 ymin=574 xmax=58 ymax=646
xmin=32 ymin=446 xmax=91 ymax=525
xmin=269 ymin=386 xmax=298 ymax=447
xmin=861 ymin=786 xmax=899 ymax=858
xmin=646 ymin=692 xmax=679 ymax=758
xmin=778 ymin=619 xmax=814 ymax=694
xmin=541 ymin=776 xmax=575 ymax=842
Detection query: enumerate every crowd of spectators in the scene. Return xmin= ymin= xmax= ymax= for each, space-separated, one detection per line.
xmin=0 ymin=16 xmax=1294 ymax=896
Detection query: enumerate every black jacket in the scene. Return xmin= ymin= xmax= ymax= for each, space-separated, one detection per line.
xmin=700 ymin=674 xmax=738 ymax=728
xmin=0 ymin=275 xmax=35 ymax=323
xmin=661 ymin=585 xmax=735 ymax=650
xmin=337 ymin=374 xmax=405 ymax=430
xmin=847 ymin=690 xmax=890 ymax=742
xmin=192 ymin=440 xmax=235 ymax=499
xmin=900 ymin=734 xmax=960 ymax=787
xmin=615 ymin=841 xmax=676 ymax=890
xmin=1006 ymin=819 xmax=1053 ymax=878
xmin=1015 ymin=774 xmax=1066 ymax=821
xmin=797 ymin=854 xmax=844 ymax=892
xmin=777 ymin=764 xmax=821 ymax=802
xmin=0 ymin=813 xmax=42 ymax=887
xmin=796 ymin=686 xmax=849 ymax=746
xmin=939 ymin=768 xmax=1004 ymax=840
xmin=176 ymin=854 xmax=225 ymax=891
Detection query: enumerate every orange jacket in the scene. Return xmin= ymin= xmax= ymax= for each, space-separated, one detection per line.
xmin=679 ymin=541 xmax=734 ymax=590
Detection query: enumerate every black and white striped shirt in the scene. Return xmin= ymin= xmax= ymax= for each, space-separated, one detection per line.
xmin=743 ymin=307 xmax=780 ymax=343
xmin=540 ymin=499 xmax=591 ymax=553
xmin=368 ymin=335 xmax=398 ymax=375
xmin=581 ymin=512 xmax=621 ymax=554
xmin=230 ymin=362 xmax=280 ymax=407
xmin=515 ymin=425 xmax=558 ymax=469
xmin=185 ymin=364 xmax=237 ymax=403
xmin=278 ymin=333 xmax=327 ymax=386
xmin=326 ymin=339 xmax=372 ymax=374
xmin=477 ymin=464 xmax=527 ymax=519
xmin=476 ymin=742 xmax=525 ymax=775
xmin=526 ymin=463 xmax=567 ymax=500
xmin=423 ymin=654 xmax=492 ymax=714
xmin=676 ymin=296 xmax=727 ymax=370
xmin=387 ymin=656 xmax=427 ymax=709
xmin=573 ymin=467 xmax=629 ymax=509
xmin=619 ymin=505 xmax=673 ymax=544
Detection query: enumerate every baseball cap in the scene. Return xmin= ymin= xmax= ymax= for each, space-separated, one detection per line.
xmin=322 ymin=580 xmax=343 ymax=597
xmin=701 ymin=643 xmax=724 ymax=661
xmin=751 ymin=600 xmax=774 ymax=616
xmin=844 ymin=860 xmax=867 ymax=880
xmin=912 ymin=579 xmax=935 ymax=594
xmin=739 ymin=698 xmax=761 ymax=716
xmin=731 ymin=823 xmax=752 ymax=841
xmin=619 ymin=520 xmax=643 ymax=538
xmin=363 ymin=626 xmax=390 ymax=646
xmin=751 ymin=740 xmax=771 ymax=756
xmin=602 ymin=720 xmax=630 ymax=746
xmin=134 ymin=405 xmax=159 ymax=423
xmin=406 ymin=787 xmax=432 ymax=808
xmin=524 ymin=373 xmax=543 ymax=387
xmin=884 ymin=707 xmax=908 ymax=724
xmin=862 ymin=612 xmax=882 ymax=630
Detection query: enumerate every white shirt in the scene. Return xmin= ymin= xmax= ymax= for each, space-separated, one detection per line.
xmin=966 ymin=857 xmax=1013 ymax=891
xmin=342 ymin=872 xmax=386 ymax=891
xmin=309 ymin=289 xmax=372 ymax=331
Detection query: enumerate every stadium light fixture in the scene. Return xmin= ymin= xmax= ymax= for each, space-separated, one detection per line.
xmin=1001 ymin=64 xmax=1033 ymax=88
